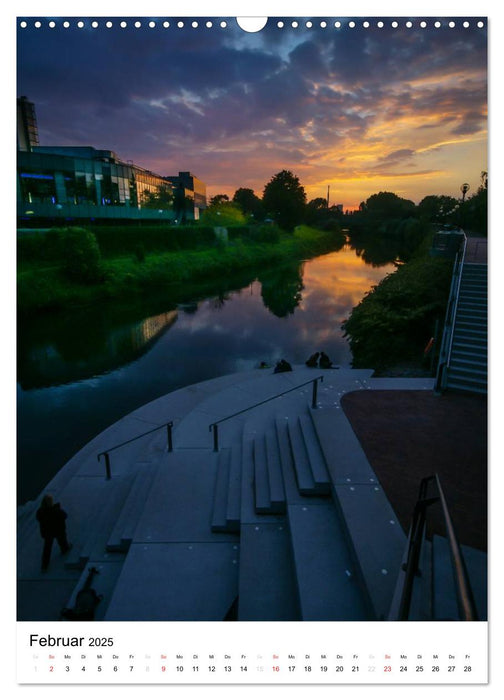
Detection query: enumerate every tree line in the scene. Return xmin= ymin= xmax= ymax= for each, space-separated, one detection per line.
xmin=205 ymin=170 xmax=343 ymax=233
xmin=205 ymin=168 xmax=487 ymax=237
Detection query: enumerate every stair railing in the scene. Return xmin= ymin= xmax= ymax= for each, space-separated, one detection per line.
xmin=97 ymin=421 xmax=174 ymax=479
xmin=209 ymin=375 xmax=324 ymax=451
xmin=391 ymin=473 xmax=477 ymax=621
xmin=435 ymin=231 xmax=467 ymax=392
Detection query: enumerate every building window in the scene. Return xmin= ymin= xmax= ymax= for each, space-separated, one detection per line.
xmin=19 ymin=171 xmax=56 ymax=204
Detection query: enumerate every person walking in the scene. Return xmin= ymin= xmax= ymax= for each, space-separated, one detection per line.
xmin=36 ymin=494 xmax=72 ymax=572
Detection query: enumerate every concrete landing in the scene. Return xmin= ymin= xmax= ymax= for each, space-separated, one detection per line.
xmin=104 ymin=542 xmax=239 ymax=621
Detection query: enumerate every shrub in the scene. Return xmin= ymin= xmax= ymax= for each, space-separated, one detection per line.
xmin=58 ymin=228 xmax=103 ymax=283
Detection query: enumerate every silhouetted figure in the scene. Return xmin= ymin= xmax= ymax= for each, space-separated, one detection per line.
xmin=259 ymin=361 xmax=270 ymax=369
xmin=61 ymin=567 xmax=104 ymax=621
xmin=274 ymin=359 xmax=292 ymax=374
xmin=305 ymin=352 xmax=320 ymax=368
xmin=319 ymin=352 xmax=335 ymax=369
xmin=36 ymin=494 xmax=72 ymax=572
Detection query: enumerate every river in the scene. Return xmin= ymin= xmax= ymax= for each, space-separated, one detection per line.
xmin=17 ymin=244 xmax=395 ymax=504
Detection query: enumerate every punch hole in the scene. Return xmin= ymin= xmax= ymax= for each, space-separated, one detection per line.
xmin=237 ymin=17 xmax=268 ymax=33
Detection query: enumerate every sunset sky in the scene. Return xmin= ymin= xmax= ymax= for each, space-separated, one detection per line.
xmin=17 ymin=17 xmax=487 ymax=210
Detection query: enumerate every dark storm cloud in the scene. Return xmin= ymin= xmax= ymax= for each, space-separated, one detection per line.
xmin=17 ymin=18 xmax=487 ymax=195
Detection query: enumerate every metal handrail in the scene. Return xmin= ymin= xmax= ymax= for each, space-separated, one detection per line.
xmin=433 ymin=474 xmax=477 ymax=621
xmin=97 ymin=421 xmax=173 ymax=479
xmin=394 ymin=474 xmax=477 ymax=621
xmin=209 ymin=375 xmax=324 ymax=451
xmin=435 ymin=231 xmax=467 ymax=391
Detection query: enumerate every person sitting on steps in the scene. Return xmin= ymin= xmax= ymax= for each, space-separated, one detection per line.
xmin=305 ymin=352 xmax=320 ymax=368
xmin=319 ymin=351 xmax=338 ymax=369
xmin=274 ymin=359 xmax=292 ymax=373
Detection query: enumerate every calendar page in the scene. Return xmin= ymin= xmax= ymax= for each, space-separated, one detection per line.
xmin=13 ymin=0 xmax=492 ymax=692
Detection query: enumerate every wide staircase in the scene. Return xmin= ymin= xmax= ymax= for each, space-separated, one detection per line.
xmin=18 ymin=370 xmax=486 ymax=622
xmin=445 ymin=263 xmax=487 ymax=393
xmin=436 ymin=234 xmax=488 ymax=395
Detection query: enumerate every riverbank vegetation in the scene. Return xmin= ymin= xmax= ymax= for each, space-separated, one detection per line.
xmin=17 ymin=223 xmax=345 ymax=315
xmin=342 ymin=198 xmax=453 ymax=373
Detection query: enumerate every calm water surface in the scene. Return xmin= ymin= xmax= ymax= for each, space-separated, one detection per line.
xmin=17 ymin=245 xmax=394 ymax=503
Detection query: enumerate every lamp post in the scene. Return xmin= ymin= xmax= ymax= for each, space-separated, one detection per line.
xmin=460 ymin=183 xmax=470 ymax=202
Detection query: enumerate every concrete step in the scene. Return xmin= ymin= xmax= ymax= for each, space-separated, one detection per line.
xmin=456 ymin=317 xmax=487 ymax=329
xmin=310 ymin=406 xmax=408 ymax=619
xmin=107 ymin=460 xmax=161 ymax=551
xmin=452 ymin=340 xmax=487 ymax=357
xmin=432 ymin=535 xmax=487 ymax=620
xmin=241 ymin=429 xmax=284 ymax=525
xmin=254 ymin=436 xmax=274 ymax=514
xmin=450 ymin=347 xmax=487 ymax=364
xmin=331 ymin=482 xmax=407 ymax=620
xmin=448 ymin=363 xmax=487 ymax=379
xmin=264 ymin=429 xmax=286 ymax=512
xmin=240 ymin=437 xmax=257 ymax=524
xmin=286 ymin=417 xmax=328 ymax=496
xmin=457 ymin=298 xmax=487 ymax=309
xmin=226 ymin=444 xmax=242 ymax=532
xmin=454 ymin=323 xmax=488 ymax=342
xmin=456 ymin=313 xmax=487 ymax=325
xmin=63 ymin=561 xmax=124 ymax=621
xmin=210 ymin=449 xmax=232 ymax=533
xmin=298 ymin=414 xmax=331 ymax=493
xmin=65 ymin=477 xmax=133 ymax=570
xmin=446 ymin=373 xmax=487 ymax=394
xmin=453 ymin=332 xmax=487 ymax=347
xmin=286 ymin=502 xmax=369 ymax=620
xmin=238 ymin=520 xmax=300 ymax=620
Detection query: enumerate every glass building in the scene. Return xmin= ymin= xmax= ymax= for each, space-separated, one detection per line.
xmin=17 ymin=100 xmax=207 ymax=226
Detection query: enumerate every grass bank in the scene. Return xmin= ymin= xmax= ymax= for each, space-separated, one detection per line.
xmin=18 ymin=224 xmax=344 ymax=315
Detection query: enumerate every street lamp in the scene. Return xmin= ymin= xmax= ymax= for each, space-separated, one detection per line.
xmin=460 ymin=183 xmax=470 ymax=202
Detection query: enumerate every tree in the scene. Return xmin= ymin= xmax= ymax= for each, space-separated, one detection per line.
xmin=262 ymin=170 xmax=306 ymax=232
xmin=200 ymin=201 xmax=246 ymax=227
xmin=364 ymin=191 xmax=415 ymax=219
xmin=232 ymin=188 xmax=264 ymax=220
xmin=209 ymin=194 xmax=230 ymax=207
xmin=417 ymin=195 xmax=459 ymax=223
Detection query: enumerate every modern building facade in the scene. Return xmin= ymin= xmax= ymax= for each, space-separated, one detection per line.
xmin=17 ymin=99 xmax=207 ymax=226
xmin=17 ymin=96 xmax=39 ymax=152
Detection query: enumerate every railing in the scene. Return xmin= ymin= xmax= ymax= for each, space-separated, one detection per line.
xmin=391 ymin=474 xmax=477 ymax=621
xmin=209 ymin=375 xmax=324 ymax=451
xmin=435 ymin=231 xmax=467 ymax=392
xmin=97 ymin=421 xmax=173 ymax=479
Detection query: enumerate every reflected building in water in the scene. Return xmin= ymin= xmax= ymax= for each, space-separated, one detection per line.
xmin=18 ymin=310 xmax=179 ymax=390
